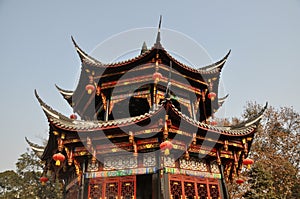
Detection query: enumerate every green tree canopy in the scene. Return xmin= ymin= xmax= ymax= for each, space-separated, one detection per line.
xmin=0 ymin=149 xmax=62 ymax=199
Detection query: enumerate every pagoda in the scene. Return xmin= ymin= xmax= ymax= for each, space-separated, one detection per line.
xmin=30 ymin=18 xmax=266 ymax=199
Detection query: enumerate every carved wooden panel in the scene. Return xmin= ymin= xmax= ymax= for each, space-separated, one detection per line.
xmin=87 ymin=161 xmax=99 ymax=172
xmin=143 ymin=153 xmax=156 ymax=167
xmin=104 ymin=155 xmax=137 ymax=170
xmin=179 ymin=157 xmax=207 ymax=171
xmin=164 ymin=155 xmax=175 ymax=167
xmin=210 ymin=162 xmax=220 ymax=173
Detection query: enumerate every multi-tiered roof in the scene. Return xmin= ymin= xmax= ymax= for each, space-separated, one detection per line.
xmin=29 ymin=18 xmax=266 ymax=198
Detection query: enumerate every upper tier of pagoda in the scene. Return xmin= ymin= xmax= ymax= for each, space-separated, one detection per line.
xmin=55 ymin=23 xmax=231 ymax=123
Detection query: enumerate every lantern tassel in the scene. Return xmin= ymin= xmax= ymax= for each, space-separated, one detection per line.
xmin=55 ymin=160 xmax=61 ymax=166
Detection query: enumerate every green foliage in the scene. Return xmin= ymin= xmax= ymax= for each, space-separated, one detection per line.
xmin=0 ymin=149 xmax=62 ymax=199
xmin=244 ymin=163 xmax=277 ymax=199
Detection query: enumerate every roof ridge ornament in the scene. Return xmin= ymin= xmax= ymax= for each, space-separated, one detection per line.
xmin=154 ymin=15 xmax=162 ymax=48
xmin=140 ymin=41 xmax=148 ymax=54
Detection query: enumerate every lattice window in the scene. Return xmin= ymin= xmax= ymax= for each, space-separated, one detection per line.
xmin=209 ymin=184 xmax=220 ymax=199
xmin=184 ymin=181 xmax=196 ymax=199
xmin=197 ymin=183 xmax=208 ymax=199
xmin=105 ymin=182 xmax=118 ymax=199
xmin=170 ymin=180 xmax=182 ymax=199
xmin=121 ymin=181 xmax=134 ymax=199
xmin=89 ymin=183 xmax=102 ymax=199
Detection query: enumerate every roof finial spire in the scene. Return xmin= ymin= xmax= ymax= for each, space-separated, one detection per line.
xmin=140 ymin=41 xmax=148 ymax=54
xmin=155 ymin=15 xmax=162 ymax=48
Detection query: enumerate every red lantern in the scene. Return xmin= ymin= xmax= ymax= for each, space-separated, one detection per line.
xmin=243 ymin=158 xmax=254 ymax=169
xmin=208 ymin=92 xmax=216 ymax=101
xmin=53 ymin=152 xmax=65 ymax=166
xmin=85 ymin=84 xmax=95 ymax=94
xmin=236 ymin=178 xmax=244 ymax=184
xmin=210 ymin=120 xmax=217 ymax=126
xmin=70 ymin=114 xmax=77 ymax=120
xmin=152 ymin=72 xmax=163 ymax=83
xmin=40 ymin=176 xmax=49 ymax=186
xmin=160 ymin=140 xmax=173 ymax=155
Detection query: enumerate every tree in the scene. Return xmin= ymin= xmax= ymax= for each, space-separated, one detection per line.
xmin=238 ymin=102 xmax=300 ymax=199
xmin=0 ymin=149 xmax=62 ymax=199
xmin=243 ymin=162 xmax=277 ymax=199
xmin=0 ymin=170 xmax=20 ymax=198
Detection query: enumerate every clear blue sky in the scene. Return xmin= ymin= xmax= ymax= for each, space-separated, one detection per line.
xmin=0 ymin=1 xmax=299 ymax=171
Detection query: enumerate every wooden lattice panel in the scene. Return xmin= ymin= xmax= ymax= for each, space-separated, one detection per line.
xmin=170 ymin=180 xmax=183 ymax=199
xmin=184 ymin=181 xmax=196 ymax=198
xmin=89 ymin=183 xmax=103 ymax=199
xmin=121 ymin=180 xmax=135 ymax=199
xmin=209 ymin=184 xmax=220 ymax=199
xmin=105 ymin=181 xmax=118 ymax=199
xmin=88 ymin=176 xmax=136 ymax=199
xmin=169 ymin=175 xmax=221 ymax=199
xmin=197 ymin=183 xmax=208 ymax=199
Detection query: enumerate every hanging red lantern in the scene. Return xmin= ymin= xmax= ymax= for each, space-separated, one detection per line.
xmin=53 ymin=152 xmax=65 ymax=166
xmin=85 ymin=84 xmax=95 ymax=94
xmin=152 ymin=72 xmax=163 ymax=83
xmin=243 ymin=158 xmax=254 ymax=169
xmin=160 ymin=140 xmax=173 ymax=155
xmin=236 ymin=178 xmax=245 ymax=184
xmin=208 ymin=92 xmax=216 ymax=101
xmin=40 ymin=176 xmax=49 ymax=186
xmin=210 ymin=120 xmax=217 ymax=126
xmin=70 ymin=114 xmax=77 ymax=120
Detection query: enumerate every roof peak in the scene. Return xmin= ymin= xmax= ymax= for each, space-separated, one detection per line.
xmin=154 ymin=15 xmax=162 ymax=48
